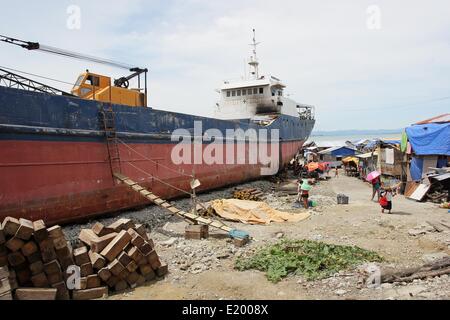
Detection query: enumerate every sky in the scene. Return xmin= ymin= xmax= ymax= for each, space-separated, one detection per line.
xmin=0 ymin=0 xmax=449 ymax=131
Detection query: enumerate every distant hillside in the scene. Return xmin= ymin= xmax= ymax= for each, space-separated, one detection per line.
xmin=311 ymin=129 xmax=402 ymax=137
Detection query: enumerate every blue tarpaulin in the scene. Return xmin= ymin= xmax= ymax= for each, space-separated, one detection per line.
xmin=410 ymin=157 xmax=424 ymax=181
xmin=406 ymin=123 xmax=450 ymax=156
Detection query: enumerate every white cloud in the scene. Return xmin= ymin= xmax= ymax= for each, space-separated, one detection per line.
xmin=1 ymin=0 xmax=449 ymax=130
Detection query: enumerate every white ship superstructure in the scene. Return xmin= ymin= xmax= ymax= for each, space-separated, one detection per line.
xmin=215 ymin=30 xmax=314 ymax=123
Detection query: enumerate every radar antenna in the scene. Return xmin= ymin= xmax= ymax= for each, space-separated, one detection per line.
xmin=248 ymin=29 xmax=260 ymax=79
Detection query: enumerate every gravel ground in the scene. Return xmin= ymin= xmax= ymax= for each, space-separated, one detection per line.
xmin=62 ymin=178 xmax=274 ymax=243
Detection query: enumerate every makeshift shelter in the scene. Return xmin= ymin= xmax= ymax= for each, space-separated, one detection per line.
xmin=356 ymin=151 xmax=379 ymax=179
xmin=403 ymin=114 xmax=450 ymax=202
xmin=405 ymin=120 xmax=450 ymax=180
xmin=318 ymin=146 xmax=357 ymax=162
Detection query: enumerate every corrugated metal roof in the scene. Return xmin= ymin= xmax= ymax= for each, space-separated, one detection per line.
xmin=415 ymin=113 xmax=450 ymax=125
xmin=318 ymin=146 xmax=356 ymax=154
xmin=429 ymin=172 xmax=450 ymax=181
xmin=356 ymin=151 xmax=379 ymax=158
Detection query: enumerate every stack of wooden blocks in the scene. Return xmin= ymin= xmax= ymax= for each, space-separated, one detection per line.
xmin=0 ymin=216 xmax=168 ymax=300
xmin=77 ymin=218 xmax=168 ymax=296
xmin=0 ymin=217 xmax=72 ymax=300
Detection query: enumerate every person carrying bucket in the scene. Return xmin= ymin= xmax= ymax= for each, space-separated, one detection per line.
xmin=298 ymin=179 xmax=312 ymax=209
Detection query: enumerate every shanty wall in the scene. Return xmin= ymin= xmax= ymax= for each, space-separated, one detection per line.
xmin=378 ymin=146 xmax=403 ymax=176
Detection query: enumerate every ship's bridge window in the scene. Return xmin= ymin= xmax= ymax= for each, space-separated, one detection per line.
xmin=232 ymin=90 xmax=236 ymax=97
xmin=242 ymin=89 xmax=246 ymax=96
xmin=226 ymin=91 xmax=231 ymax=97
xmin=86 ymin=75 xmax=100 ymax=87
xmin=253 ymin=88 xmax=258 ymax=95
xmin=259 ymin=87 xmax=264 ymax=94
xmin=237 ymin=90 xmax=241 ymax=96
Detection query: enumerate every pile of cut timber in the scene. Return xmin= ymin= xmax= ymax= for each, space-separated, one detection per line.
xmin=0 ymin=217 xmax=72 ymax=300
xmin=0 ymin=217 xmax=167 ymax=300
xmin=77 ymin=219 xmax=168 ymax=296
xmin=233 ymin=188 xmax=265 ymax=201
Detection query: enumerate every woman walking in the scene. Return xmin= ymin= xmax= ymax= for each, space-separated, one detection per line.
xmin=371 ymin=176 xmax=381 ymax=202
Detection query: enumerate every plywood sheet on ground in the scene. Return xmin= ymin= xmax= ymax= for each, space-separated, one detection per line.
xmin=211 ymin=199 xmax=311 ymax=225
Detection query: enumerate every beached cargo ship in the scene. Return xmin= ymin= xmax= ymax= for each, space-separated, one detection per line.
xmin=0 ymin=33 xmax=315 ymax=224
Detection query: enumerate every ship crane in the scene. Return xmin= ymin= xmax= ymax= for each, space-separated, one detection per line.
xmin=0 ymin=34 xmax=148 ymax=106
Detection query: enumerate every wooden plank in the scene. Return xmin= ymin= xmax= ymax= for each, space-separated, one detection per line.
xmin=98 ymin=268 xmax=112 ymax=282
xmin=31 ymin=273 xmax=49 ymax=287
xmin=0 ymin=225 xmax=5 ymax=245
xmin=132 ymin=185 xmax=144 ymax=192
xmin=126 ymin=261 xmax=138 ymax=273
xmin=15 ymin=288 xmax=57 ymax=300
xmin=47 ymin=272 xmax=63 ymax=286
xmin=114 ymin=280 xmax=128 ymax=292
xmin=156 ymin=263 xmax=168 ymax=277
xmin=0 ymin=278 xmax=11 ymax=295
xmin=32 ymin=220 xmax=48 ymax=243
xmin=139 ymin=264 xmax=154 ymax=276
xmin=26 ymin=251 xmax=42 ymax=264
xmin=100 ymin=230 xmax=132 ymax=262
xmin=139 ymin=242 xmax=153 ymax=256
xmin=52 ymin=281 xmax=70 ymax=300
xmin=56 ymin=246 xmax=72 ymax=261
xmin=127 ymin=229 xmax=145 ymax=247
xmin=92 ymin=222 xmax=115 ymax=237
xmin=47 ymin=225 xmax=64 ymax=239
xmin=108 ymin=259 xmax=125 ymax=276
xmin=134 ymin=224 xmax=147 ymax=239
xmin=91 ymin=233 xmax=118 ymax=253
xmin=16 ymin=218 xmax=34 ymax=241
xmin=39 ymin=238 xmax=57 ymax=262
xmin=117 ymin=252 xmax=132 ymax=268
xmin=139 ymin=190 xmax=151 ymax=196
xmin=2 ymin=217 xmax=20 ymax=236
xmin=73 ymin=246 xmax=90 ymax=266
xmin=89 ymin=251 xmax=106 ymax=270
xmin=21 ymin=241 xmax=38 ymax=257
xmin=80 ymin=263 xmax=94 ymax=277
xmin=72 ymin=287 xmax=108 ymax=300
xmin=78 ymin=229 xmax=99 ymax=247
xmin=147 ymin=251 xmax=162 ymax=270
xmin=53 ymin=236 xmax=68 ymax=250
xmin=86 ymin=275 xmax=101 ymax=289
xmin=127 ymin=246 xmax=143 ymax=262
xmin=126 ymin=271 xmax=139 ymax=286
xmin=8 ymin=252 xmax=26 ymax=267
xmin=29 ymin=261 xmax=44 ymax=275
xmin=43 ymin=260 xmax=61 ymax=275
xmin=5 ymin=237 xmax=25 ymax=252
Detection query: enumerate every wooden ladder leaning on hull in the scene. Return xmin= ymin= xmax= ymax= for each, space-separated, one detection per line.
xmin=113 ymin=173 xmax=236 ymax=234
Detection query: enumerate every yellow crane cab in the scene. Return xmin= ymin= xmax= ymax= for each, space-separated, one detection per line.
xmin=71 ymin=70 xmax=147 ymax=107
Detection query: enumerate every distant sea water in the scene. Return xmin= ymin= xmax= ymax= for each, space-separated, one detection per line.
xmin=307 ymin=133 xmax=402 ymax=144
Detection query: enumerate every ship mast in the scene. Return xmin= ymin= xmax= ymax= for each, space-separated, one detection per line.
xmin=248 ymin=29 xmax=260 ymax=80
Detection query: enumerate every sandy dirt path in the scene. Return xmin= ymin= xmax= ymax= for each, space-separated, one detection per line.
xmin=108 ymin=172 xmax=450 ymax=300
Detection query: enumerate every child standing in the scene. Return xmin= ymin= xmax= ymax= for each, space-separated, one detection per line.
xmin=379 ymin=188 xmax=395 ymax=214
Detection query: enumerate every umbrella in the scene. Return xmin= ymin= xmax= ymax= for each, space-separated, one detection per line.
xmin=307 ymin=162 xmax=319 ymax=172
xmin=366 ymin=171 xmax=381 ymax=182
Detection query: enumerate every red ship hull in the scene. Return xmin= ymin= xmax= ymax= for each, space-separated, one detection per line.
xmin=0 ymin=139 xmax=304 ymax=225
